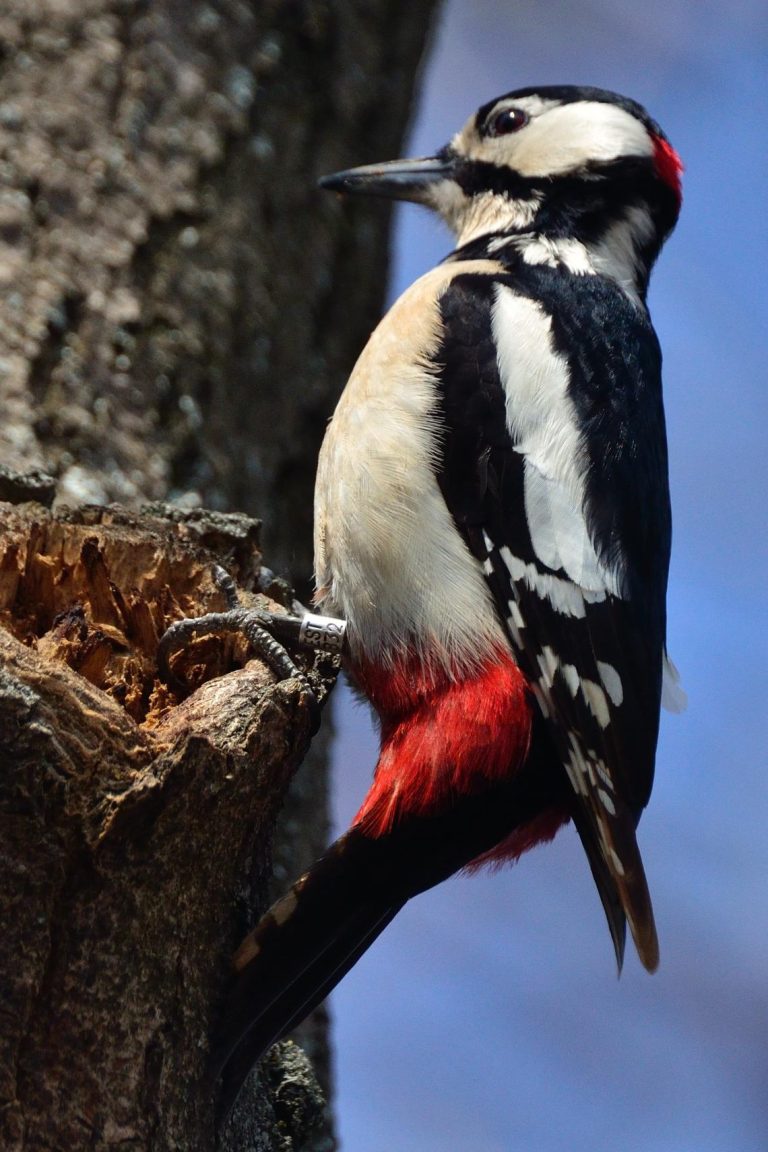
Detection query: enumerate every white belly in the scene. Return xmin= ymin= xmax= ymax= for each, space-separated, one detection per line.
xmin=314 ymin=263 xmax=506 ymax=673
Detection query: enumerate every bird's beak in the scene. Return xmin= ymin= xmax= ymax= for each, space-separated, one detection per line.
xmin=319 ymin=154 xmax=454 ymax=204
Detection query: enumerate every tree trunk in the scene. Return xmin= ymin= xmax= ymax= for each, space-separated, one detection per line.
xmin=0 ymin=500 xmax=334 ymax=1151
xmin=0 ymin=2 xmax=438 ymax=1148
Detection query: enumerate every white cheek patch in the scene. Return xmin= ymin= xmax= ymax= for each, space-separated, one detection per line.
xmin=487 ymin=101 xmax=653 ymax=180
xmin=453 ymin=96 xmax=560 ymax=159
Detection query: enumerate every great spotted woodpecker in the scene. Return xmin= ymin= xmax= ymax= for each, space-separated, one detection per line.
xmin=212 ymin=85 xmax=685 ymax=1118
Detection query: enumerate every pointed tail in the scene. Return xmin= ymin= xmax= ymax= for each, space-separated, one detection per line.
xmin=211 ymin=731 xmax=570 ymax=1123
xmin=211 ymin=828 xmax=406 ymax=1123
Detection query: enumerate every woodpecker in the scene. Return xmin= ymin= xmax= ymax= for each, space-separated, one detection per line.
xmin=212 ymin=85 xmax=685 ymax=1118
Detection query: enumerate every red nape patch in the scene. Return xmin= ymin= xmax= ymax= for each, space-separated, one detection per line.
xmin=653 ymin=135 xmax=684 ymax=204
xmin=351 ymin=651 xmax=534 ymax=837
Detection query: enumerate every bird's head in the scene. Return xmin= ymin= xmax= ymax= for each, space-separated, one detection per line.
xmin=321 ymin=86 xmax=682 ymax=289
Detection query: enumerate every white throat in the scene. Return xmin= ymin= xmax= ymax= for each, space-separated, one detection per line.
xmin=428 ymin=182 xmax=542 ymax=248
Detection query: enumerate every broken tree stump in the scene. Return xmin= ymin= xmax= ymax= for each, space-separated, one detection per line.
xmin=0 ymin=501 xmax=336 ymax=1151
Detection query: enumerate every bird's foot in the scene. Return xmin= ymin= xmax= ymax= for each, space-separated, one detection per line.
xmin=157 ymin=564 xmax=346 ymax=733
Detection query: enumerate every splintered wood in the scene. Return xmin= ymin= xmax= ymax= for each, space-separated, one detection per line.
xmin=0 ymin=503 xmax=266 ymax=725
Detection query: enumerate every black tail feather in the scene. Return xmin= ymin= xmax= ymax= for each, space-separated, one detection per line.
xmin=211 ymin=830 xmax=400 ymax=1079
xmin=212 ymin=726 xmax=571 ymax=1124
xmin=215 ymin=898 xmax=399 ymax=1125
xmin=570 ymin=801 xmax=627 ymax=973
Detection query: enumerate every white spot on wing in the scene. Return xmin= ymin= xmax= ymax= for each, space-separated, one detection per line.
xmin=597 ymin=787 xmax=617 ymax=816
xmin=537 ymin=644 xmax=559 ymax=689
xmin=565 ymin=732 xmax=590 ymax=796
xmin=531 ymin=683 xmax=551 ymax=719
xmin=609 ymin=847 xmax=626 ymax=877
xmin=505 ymin=599 xmax=525 ymax=645
xmin=561 ymin=662 xmax=580 ymax=697
xmin=508 ymin=600 xmax=525 ymax=630
xmin=498 ymin=543 xmax=592 ymax=617
xmin=593 ymin=758 xmax=613 ymax=788
xmin=581 ymin=678 xmax=611 ymax=729
xmin=597 ymin=660 xmax=624 ymax=707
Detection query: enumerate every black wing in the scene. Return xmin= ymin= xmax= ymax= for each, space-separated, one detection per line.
xmin=431 ymin=268 xmax=672 ymax=971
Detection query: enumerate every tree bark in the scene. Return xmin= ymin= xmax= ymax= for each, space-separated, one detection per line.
xmin=0 ymin=1 xmax=438 ymax=1148
xmin=0 ymin=0 xmax=436 ymax=580
xmin=0 ymin=501 xmax=334 ymax=1151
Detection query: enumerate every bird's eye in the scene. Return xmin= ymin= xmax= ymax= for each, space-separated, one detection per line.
xmin=484 ymin=107 xmax=528 ymax=137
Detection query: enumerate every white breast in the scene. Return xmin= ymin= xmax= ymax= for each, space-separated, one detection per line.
xmin=314 ymin=261 xmax=507 ymax=673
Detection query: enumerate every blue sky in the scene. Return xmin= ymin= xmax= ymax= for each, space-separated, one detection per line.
xmin=326 ymin=3 xmax=768 ymax=1149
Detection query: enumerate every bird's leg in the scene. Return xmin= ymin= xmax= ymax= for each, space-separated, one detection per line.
xmin=157 ymin=564 xmax=346 ymax=733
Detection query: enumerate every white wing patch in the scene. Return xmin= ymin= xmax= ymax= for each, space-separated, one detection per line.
xmin=491 ymin=285 xmax=624 ymax=598
xmin=523 ymin=461 xmax=620 ymax=594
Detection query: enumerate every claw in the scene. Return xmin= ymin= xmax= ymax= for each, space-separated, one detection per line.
xmin=211 ymin=563 xmax=240 ymax=610
xmin=156 ymin=567 xmax=347 ymax=735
